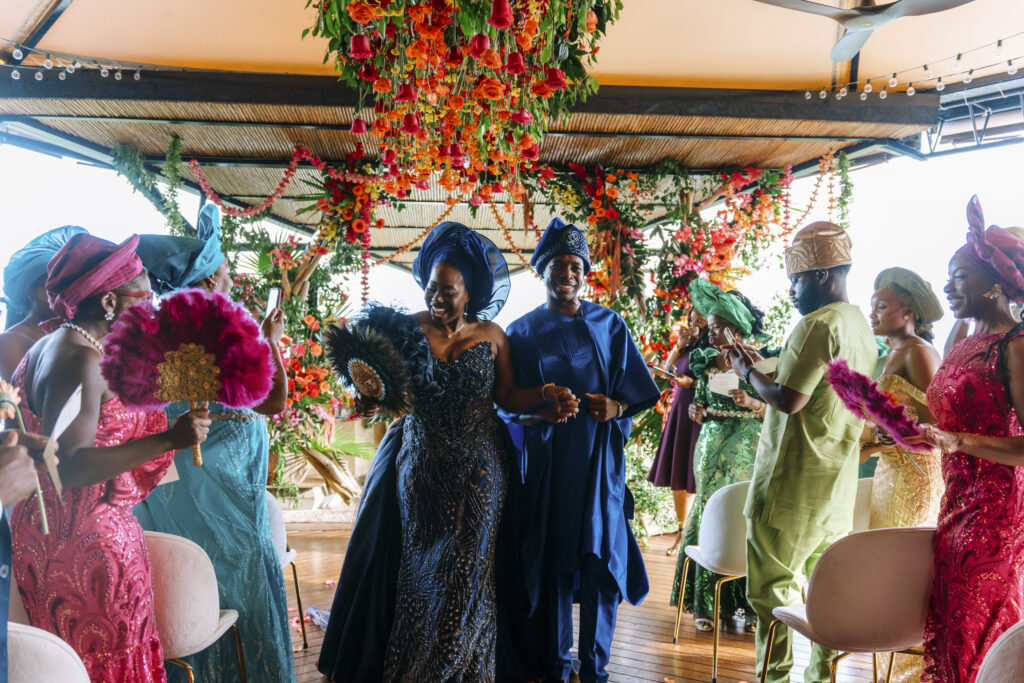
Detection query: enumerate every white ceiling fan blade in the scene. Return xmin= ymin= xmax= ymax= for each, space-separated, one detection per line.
xmin=830 ymin=28 xmax=875 ymax=62
xmin=747 ymin=0 xmax=847 ymax=20
xmin=898 ymin=0 xmax=976 ymax=16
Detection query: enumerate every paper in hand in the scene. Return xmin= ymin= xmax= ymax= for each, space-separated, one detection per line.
xmin=708 ymin=371 xmax=739 ymax=396
xmin=43 ymin=384 xmax=82 ymax=495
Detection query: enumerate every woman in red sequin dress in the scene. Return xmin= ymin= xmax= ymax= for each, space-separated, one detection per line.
xmin=911 ymin=197 xmax=1024 ymax=683
xmin=10 ymin=234 xmax=210 ymax=682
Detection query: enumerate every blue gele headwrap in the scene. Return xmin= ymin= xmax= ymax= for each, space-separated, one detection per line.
xmin=136 ymin=204 xmax=226 ymax=294
xmin=530 ymin=216 xmax=591 ymax=275
xmin=2 ymin=225 xmax=88 ymax=328
xmin=412 ymin=222 xmax=510 ymax=321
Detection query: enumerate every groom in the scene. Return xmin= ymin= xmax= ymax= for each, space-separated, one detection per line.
xmin=504 ymin=218 xmax=660 ymax=683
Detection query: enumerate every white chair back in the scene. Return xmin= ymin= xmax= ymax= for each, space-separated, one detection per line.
xmin=7 ymin=623 xmax=89 ymax=682
xmin=265 ymin=490 xmax=296 ymax=568
xmin=804 ymin=526 xmax=935 ymax=652
xmin=852 ymin=477 xmax=873 ymax=532
xmin=695 ymin=480 xmax=750 ymax=577
xmin=976 ymin=619 xmax=1024 ymax=683
xmin=144 ymin=530 xmax=223 ymax=659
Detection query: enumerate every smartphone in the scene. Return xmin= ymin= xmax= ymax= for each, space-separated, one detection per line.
xmin=266 ymin=287 xmax=282 ymax=311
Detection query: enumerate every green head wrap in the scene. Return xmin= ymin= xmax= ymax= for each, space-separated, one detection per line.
xmin=688 ymin=278 xmax=755 ymax=338
xmin=873 ymin=267 xmax=943 ymax=338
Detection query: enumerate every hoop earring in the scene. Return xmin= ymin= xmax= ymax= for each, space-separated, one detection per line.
xmin=104 ymin=310 xmax=115 ymax=321
xmin=983 ymin=284 xmax=1003 ymax=300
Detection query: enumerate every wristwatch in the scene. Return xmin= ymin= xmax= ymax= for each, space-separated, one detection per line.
xmin=743 ymin=366 xmax=755 ymax=383
xmin=615 ymin=401 xmax=625 ymax=418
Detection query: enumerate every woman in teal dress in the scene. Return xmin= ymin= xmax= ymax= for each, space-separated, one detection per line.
xmin=670 ymin=280 xmax=770 ymax=632
xmin=133 ymin=206 xmax=295 ymax=683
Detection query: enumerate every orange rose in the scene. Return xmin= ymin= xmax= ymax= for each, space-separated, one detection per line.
xmin=585 ymin=9 xmax=598 ymax=33
xmin=518 ymin=133 xmax=536 ymax=150
xmin=480 ymin=48 xmax=502 ymax=70
xmin=474 ymin=77 xmax=505 ymax=100
xmin=407 ymin=4 xmax=430 ymax=23
xmin=530 ymin=80 xmax=553 ymax=98
xmin=310 ymin=342 xmax=324 ymax=358
xmin=372 ymin=77 xmax=392 ymax=93
xmin=448 ymin=94 xmax=465 ymax=110
xmin=606 ymin=186 xmax=619 ymax=199
xmin=347 ymin=2 xmax=378 ymax=24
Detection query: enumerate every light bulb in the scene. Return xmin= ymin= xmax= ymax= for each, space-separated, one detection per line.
xmin=839 ymin=85 xmax=848 ymax=97
xmin=879 ymin=87 xmax=888 ymax=99
xmin=864 ymin=81 xmax=873 ymax=94
xmin=804 ymin=89 xmax=812 ymax=100
xmin=953 ymin=53 xmax=963 ymax=70
xmin=66 ymin=64 xmax=75 ymax=74
xmin=43 ymin=55 xmax=52 ymax=69
xmin=133 ymin=70 xmax=141 ymax=81
xmin=964 ymin=69 xmax=974 ymax=84
xmin=996 ymin=39 xmax=1004 ymax=58
xmin=819 ymin=88 xmax=827 ymax=99
xmin=835 ymin=91 xmax=843 ymax=100
xmin=936 ymin=77 xmax=946 ymax=91
xmin=58 ymin=70 xmax=66 ymax=80
xmin=34 ymin=70 xmax=43 ymax=81
xmin=73 ymin=60 xmax=80 ymax=69
xmin=10 ymin=69 xmax=19 ymax=80
xmin=889 ymin=73 xmax=898 ymax=88
xmin=100 ymin=67 xmax=109 ymax=77
xmin=923 ymin=65 xmax=932 ymax=79
xmin=114 ymin=69 xmax=122 ymax=80
xmin=12 ymin=47 xmax=23 ymax=60
xmin=907 ymin=83 xmax=915 ymax=96
xmin=860 ymin=91 xmax=868 ymax=101
xmin=1009 ymin=60 xmax=1018 ymax=76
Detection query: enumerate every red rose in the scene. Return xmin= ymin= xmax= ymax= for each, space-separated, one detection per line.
xmin=469 ymin=34 xmax=490 ymax=59
xmin=504 ymin=52 xmax=526 ymax=74
xmin=487 ymin=0 xmax=514 ymax=30
xmin=357 ymin=64 xmax=378 ymax=82
xmin=394 ymin=83 xmax=417 ymax=102
xmin=349 ymin=35 xmax=374 ymax=60
xmin=401 ymin=113 xmax=420 ymax=134
xmin=350 ymin=118 xmax=368 ymax=134
xmin=511 ymin=108 xmax=533 ymax=124
xmin=445 ymin=46 xmax=464 ymax=67
xmin=545 ymin=68 xmax=567 ymax=90
xmin=520 ymin=143 xmax=540 ymax=160
xmin=381 ymin=149 xmax=397 ymax=165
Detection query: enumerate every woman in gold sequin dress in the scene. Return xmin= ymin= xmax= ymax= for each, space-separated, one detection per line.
xmin=861 ymin=267 xmax=945 ymax=683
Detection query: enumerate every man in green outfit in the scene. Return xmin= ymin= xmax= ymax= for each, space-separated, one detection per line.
xmin=727 ymin=222 xmax=876 ymax=682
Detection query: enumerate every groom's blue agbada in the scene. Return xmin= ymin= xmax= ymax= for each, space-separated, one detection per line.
xmin=507 ymin=301 xmax=659 ymax=610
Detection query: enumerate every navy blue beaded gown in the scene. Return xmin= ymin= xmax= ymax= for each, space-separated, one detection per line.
xmin=319 ymin=338 xmax=532 ymax=683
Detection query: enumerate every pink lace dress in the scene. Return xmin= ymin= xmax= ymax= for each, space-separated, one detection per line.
xmin=923 ymin=331 xmax=1024 ymax=683
xmin=10 ymin=365 xmax=174 ymax=683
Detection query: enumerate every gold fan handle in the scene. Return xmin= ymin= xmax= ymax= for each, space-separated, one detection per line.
xmin=190 ymin=400 xmax=203 ymax=466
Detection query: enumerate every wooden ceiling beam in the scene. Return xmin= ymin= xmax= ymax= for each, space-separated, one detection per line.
xmin=6 ymin=0 xmax=76 ymax=65
xmin=1 ymin=68 xmax=938 ymax=126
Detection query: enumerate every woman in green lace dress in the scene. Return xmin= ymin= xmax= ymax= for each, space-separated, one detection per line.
xmin=670 ymin=280 xmax=770 ymax=632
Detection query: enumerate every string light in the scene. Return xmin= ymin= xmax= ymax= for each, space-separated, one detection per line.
xmin=33 ymin=70 xmax=42 ymax=81
xmin=953 ymin=53 xmax=963 ymax=69
xmin=134 ymin=70 xmax=141 ymax=81
xmin=964 ymin=69 xmax=974 ymax=84
xmin=996 ymin=39 xmax=1004 ymax=58
xmin=839 ymin=84 xmax=848 ymax=97
xmin=936 ymin=77 xmax=945 ymax=91
xmin=100 ymin=67 xmax=109 ymax=77
xmin=923 ymin=64 xmax=933 ymax=79
xmin=1009 ymin=60 xmax=1018 ymax=76
xmin=804 ymin=89 xmax=812 ymax=99
xmin=65 ymin=63 xmax=74 ymax=73
xmin=58 ymin=71 xmax=66 ymax=80
xmin=888 ymin=73 xmax=898 ymax=87
xmin=11 ymin=46 xmax=22 ymax=60
xmin=10 ymin=69 xmax=19 ymax=80
xmin=863 ymin=81 xmax=873 ymax=94
xmin=42 ymin=55 xmax=52 ymax=69
xmin=906 ymin=83 xmax=915 ymax=96
xmin=859 ymin=91 xmax=868 ymax=100
xmin=879 ymin=87 xmax=888 ymax=99
xmin=114 ymin=68 xmax=122 ymax=80
xmin=819 ymin=87 xmax=827 ymax=99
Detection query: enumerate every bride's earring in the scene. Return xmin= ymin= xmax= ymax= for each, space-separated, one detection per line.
xmin=104 ymin=309 xmax=115 ymax=321
xmin=984 ymin=284 xmax=1003 ymax=300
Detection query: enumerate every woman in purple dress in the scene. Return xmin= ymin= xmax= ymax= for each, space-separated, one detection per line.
xmin=647 ymin=308 xmax=708 ymax=555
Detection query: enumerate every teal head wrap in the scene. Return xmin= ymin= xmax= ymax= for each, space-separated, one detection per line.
xmin=3 ymin=225 xmax=88 ymax=328
xmin=688 ymin=278 xmax=756 ymax=338
xmin=136 ymin=204 xmax=226 ymax=294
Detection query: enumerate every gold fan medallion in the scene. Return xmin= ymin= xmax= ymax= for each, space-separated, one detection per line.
xmin=348 ymin=359 xmax=385 ymax=399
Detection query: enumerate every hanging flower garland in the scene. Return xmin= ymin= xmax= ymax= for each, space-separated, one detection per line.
xmin=306 ymin=0 xmax=621 ymax=204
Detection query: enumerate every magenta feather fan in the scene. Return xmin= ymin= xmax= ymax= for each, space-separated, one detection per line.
xmin=101 ymin=288 xmax=274 ymax=412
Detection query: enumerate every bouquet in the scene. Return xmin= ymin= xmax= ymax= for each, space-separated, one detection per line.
xmin=102 ymin=289 xmax=275 ymax=464
xmin=825 ymin=358 xmax=929 ymax=473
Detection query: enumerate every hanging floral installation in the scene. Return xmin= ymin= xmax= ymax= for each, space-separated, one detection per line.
xmin=305 ymin=0 xmax=622 ymax=204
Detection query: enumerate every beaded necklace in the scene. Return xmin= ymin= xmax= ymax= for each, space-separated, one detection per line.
xmin=61 ymin=322 xmax=105 ymax=354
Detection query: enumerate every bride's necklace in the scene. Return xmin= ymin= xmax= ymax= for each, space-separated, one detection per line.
xmin=437 ymin=317 xmax=466 ymax=339
xmin=61 ymin=322 xmax=105 ymax=354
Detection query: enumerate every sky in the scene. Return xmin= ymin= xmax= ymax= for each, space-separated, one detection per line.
xmin=1 ymin=140 xmax=1021 ymax=346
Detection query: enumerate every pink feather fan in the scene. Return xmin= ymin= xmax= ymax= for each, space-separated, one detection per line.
xmin=101 ymin=289 xmax=274 ymax=464
xmin=825 ymin=358 xmax=931 ymax=454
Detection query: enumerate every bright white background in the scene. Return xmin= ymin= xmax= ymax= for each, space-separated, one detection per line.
xmin=1 ymin=142 xmax=1020 ymax=344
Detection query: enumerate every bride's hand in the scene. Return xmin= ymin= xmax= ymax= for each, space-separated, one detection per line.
xmin=905 ymin=425 xmax=961 ymax=453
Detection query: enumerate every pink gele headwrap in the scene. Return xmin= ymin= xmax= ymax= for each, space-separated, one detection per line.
xmin=45 ymin=234 xmax=144 ymax=320
xmin=957 ymin=195 xmax=1024 ymax=303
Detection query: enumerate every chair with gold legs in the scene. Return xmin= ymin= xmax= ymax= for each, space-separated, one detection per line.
xmin=672 ymin=480 xmax=750 ymax=683
xmin=266 ymin=489 xmax=307 ymax=649
xmin=145 ymin=531 xmax=248 ymax=682
xmin=759 ymin=526 xmax=935 ymax=683
xmin=976 ymin=619 xmax=1024 ymax=683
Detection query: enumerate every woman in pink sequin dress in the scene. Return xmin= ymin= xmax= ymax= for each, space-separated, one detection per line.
xmin=911 ymin=197 xmax=1024 ymax=683
xmin=10 ymin=234 xmax=210 ymax=682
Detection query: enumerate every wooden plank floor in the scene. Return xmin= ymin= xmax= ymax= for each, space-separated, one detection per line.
xmin=286 ymin=526 xmax=875 ymax=682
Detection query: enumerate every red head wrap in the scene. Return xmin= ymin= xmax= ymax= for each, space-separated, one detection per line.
xmin=46 ymin=234 xmax=144 ymax=320
xmin=956 ymin=195 xmax=1024 ymax=303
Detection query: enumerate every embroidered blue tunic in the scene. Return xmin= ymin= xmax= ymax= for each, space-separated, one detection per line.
xmin=505 ymin=300 xmax=660 ymax=608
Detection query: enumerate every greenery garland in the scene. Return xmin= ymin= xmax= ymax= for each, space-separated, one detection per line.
xmin=112 ymin=136 xmax=189 ymax=236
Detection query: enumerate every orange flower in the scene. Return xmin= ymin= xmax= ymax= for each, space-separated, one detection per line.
xmin=518 ymin=133 xmax=536 ymax=150
xmin=0 ymin=379 xmax=20 ymax=421
xmin=530 ymin=80 xmax=553 ymax=98
xmin=370 ymin=118 xmax=390 ymax=136
xmin=591 ymin=199 xmax=602 ymax=209
xmin=596 ymin=208 xmax=606 ymax=218
xmin=606 ymin=186 xmax=619 ymax=199
xmin=372 ymin=77 xmax=392 ymax=94
xmin=405 ymin=39 xmax=426 ymax=59
xmin=341 ymin=208 xmax=354 ymax=220
xmin=310 ymin=342 xmax=324 ymax=358
xmin=587 ymin=214 xmax=599 ymax=225
xmin=585 ymin=9 xmax=598 ymax=33
xmin=347 ymin=1 xmax=378 ymax=24
xmin=606 ymin=174 xmax=617 ymax=183
xmin=448 ymin=94 xmax=465 ymax=110
xmin=474 ymin=77 xmax=505 ymax=100
xmin=353 ymin=218 xmax=369 ymax=233
xmin=480 ymin=48 xmax=502 ymax=70
xmin=353 ymin=185 xmax=364 ymax=196
xmin=518 ymin=17 xmax=539 ymax=51
xmin=407 ymin=4 xmax=430 ymax=23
